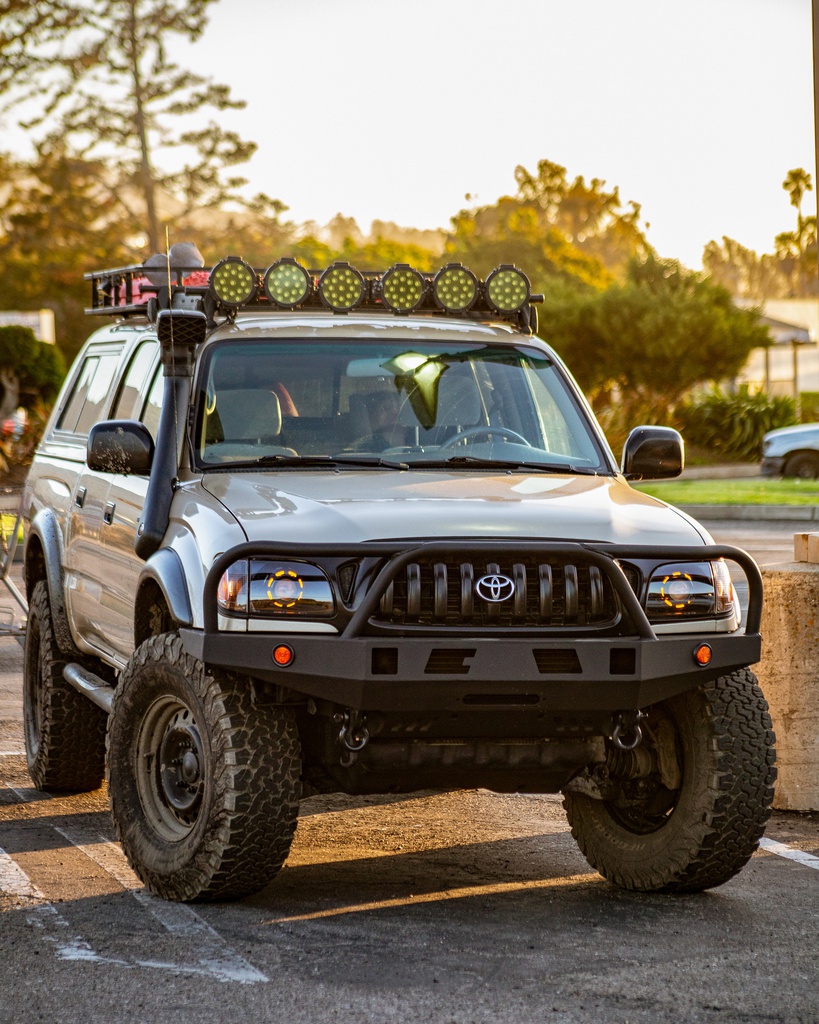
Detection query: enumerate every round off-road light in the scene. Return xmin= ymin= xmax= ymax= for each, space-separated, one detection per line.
xmin=272 ymin=644 xmax=294 ymax=667
xmin=263 ymin=258 xmax=311 ymax=309
xmin=318 ymin=263 xmax=364 ymax=312
xmin=694 ymin=643 xmax=712 ymax=666
xmin=433 ymin=264 xmax=478 ymax=312
xmin=485 ymin=265 xmax=530 ymax=313
xmin=209 ymin=256 xmax=257 ymax=307
xmin=381 ymin=264 xmax=425 ymax=313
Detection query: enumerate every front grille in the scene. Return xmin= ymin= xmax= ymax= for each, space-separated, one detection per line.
xmin=373 ymin=557 xmax=622 ymax=628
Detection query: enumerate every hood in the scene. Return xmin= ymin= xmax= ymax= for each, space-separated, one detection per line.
xmin=201 ymin=470 xmax=709 ymax=547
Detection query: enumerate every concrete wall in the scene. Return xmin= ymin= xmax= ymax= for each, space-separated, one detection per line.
xmin=757 ymin=563 xmax=819 ymax=811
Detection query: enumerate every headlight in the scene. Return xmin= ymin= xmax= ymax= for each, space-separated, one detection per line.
xmin=217 ymin=559 xmax=335 ymax=617
xmin=645 ymin=560 xmax=735 ymax=621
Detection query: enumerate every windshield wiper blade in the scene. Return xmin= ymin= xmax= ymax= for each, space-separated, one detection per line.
xmin=252 ymin=454 xmax=408 ymax=469
xmin=412 ymin=455 xmax=597 ymax=474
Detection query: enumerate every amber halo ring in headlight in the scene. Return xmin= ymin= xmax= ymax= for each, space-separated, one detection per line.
xmin=318 ymin=262 xmax=365 ymax=312
xmin=209 ymin=256 xmax=257 ymax=307
xmin=263 ymin=257 xmax=312 ymax=309
xmin=433 ymin=263 xmax=478 ymax=312
xmin=485 ymin=265 xmax=531 ymax=313
xmin=381 ymin=264 xmax=426 ymax=313
xmin=645 ymin=561 xmax=735 ymax=621
xmin=217 ymin=559 xmax=335 ymax=618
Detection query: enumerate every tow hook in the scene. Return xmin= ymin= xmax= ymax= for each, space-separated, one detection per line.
xmin=611 ymin=710 xmax=646 ymax=751
xmin=334 ymin=709 xmax=370 ymax=767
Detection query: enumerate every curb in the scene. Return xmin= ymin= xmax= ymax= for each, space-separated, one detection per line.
xmin=677 ymin=504 xmax=819 ymax=522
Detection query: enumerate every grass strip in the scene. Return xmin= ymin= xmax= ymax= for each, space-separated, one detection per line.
xmin=634 ymin=478 xmax=819 ymax=506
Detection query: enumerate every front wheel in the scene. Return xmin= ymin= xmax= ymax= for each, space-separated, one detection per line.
xmin=563 ymin=669 xmax=776 ymax=893
xmin=107 ymin=633 xmax=301 ymax=901
xmin=784 ymin=451 xmax=819 ymax=479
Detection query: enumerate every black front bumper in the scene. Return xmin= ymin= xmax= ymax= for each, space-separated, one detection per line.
xmin=180 ymin=538 xmax=763 ymax=715
xmin=179 ymin=628 xmax=761 ymax=712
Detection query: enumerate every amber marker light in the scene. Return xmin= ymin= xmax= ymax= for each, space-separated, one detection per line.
xmin=272 ymin=644 xmax=294 ymax=666
xmin=694 ymin=643 xmax=712 ymax=666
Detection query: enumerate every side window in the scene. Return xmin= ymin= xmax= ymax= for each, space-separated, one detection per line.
xmin=56 ymin=352 xmax=121 ymax=436
xmin=112 ymin=340 xmax=159 ymax=420
xmin=140 ymin=368 xmax=164 ymax=442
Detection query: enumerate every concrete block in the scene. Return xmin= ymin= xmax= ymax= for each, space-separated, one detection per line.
xmin=757 ymin=563 xmax=819 ymax=811
xmin=792 ymin=533 xmax=819 ymax=562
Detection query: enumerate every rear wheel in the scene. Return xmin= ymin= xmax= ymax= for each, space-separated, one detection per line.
xmin=563 ymin=669 xmax=776 ymax=892
xmin=23 ymin=581 xmax=107 ymax=791
xmin=784 ymin=451 xmax=819 ymax=478
xmin=107 ymin=633 xmax=301 ymax=901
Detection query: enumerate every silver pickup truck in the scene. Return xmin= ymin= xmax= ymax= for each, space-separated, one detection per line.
xmin=20 ymin=254 xmax=775 ymax=901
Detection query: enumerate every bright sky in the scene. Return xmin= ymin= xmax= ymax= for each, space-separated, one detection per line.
xmin=6 ymin=0 xmax=816 ymax=269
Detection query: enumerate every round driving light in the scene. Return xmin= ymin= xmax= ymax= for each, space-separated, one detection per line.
xmin=694 ymin=643 xmax=712 ymax=666
xmin=318 ymin=262 xmax=364 ymax=312
xmin=209 ymin=256 xmax=257 ymax=307
xmin=381 ymin=264 xmax=425 ymax=313
xmin=485 ymin=265 xmax=530 ymax=313
xmin=264 ymin=258 xmax=311 ymax=308
xmin=272 ymin=644 xmax=294 ymax=667
xmin=433 ymin=263 xmax=478 ymax=312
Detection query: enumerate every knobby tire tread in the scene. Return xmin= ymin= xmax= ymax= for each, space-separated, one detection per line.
xmin=108 ymin=633 xmax=301 ymax=901
xmin=564 ymin=668 xmax=776 ymax=893
xmin=24 ymin=581 xmax=107 ymax=791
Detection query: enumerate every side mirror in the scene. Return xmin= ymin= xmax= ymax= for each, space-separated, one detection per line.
xmin=621 ymin=426 xmax=684 ymax=481
xmin=87 ymin=420 xmax=154 ymax=475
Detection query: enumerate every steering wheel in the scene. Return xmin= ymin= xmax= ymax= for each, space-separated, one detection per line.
xmin=439 ymin=426 xmax=532 ymax=449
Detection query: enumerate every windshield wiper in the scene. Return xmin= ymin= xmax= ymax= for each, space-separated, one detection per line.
xmin=252 ymin=454 xmax=409 ymax=469
xmin=411 ymin=455 xmax=599 ymax=474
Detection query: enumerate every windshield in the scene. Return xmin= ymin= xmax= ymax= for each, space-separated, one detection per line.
xmin=194 ymin=339 xmax=609 ymax=472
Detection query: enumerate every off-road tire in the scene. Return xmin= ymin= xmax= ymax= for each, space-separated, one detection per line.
xmin=784 ymin=451 xmax=819 ymax=479
xmin=563 ymin=668 xmax=776 ymax=893
xmin=23 ymin=580 xmax=107 ymax=791
xmin=107 ymin=633 xmax=301 ymax=902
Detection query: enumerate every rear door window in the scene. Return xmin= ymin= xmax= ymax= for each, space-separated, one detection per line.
xmin=57 ymin=351 xmax=121 ymax=436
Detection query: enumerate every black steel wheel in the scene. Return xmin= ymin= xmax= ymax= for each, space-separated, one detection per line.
xmin=107 ymin=633 xmax=301 ymax=901
xmin=563 ymin=669 xmax=776 ymax=893
xmin=23 ymin=580 xmax=107 ymax=791
xmin=784 ymin=451 xmax=819 ymax=479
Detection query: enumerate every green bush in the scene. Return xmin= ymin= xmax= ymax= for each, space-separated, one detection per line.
xmin=800 ymin=391 xmax=819 ymax=423
xmin=677 ymin=386 xmax=797 ymax=461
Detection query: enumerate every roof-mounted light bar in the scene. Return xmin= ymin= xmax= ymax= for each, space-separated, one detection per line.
xmin=85 ymin=255 xmax=541 ymax=329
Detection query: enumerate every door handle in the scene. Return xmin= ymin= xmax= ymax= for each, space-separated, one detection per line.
xmin=103 ymin=501 xmax=116 ymax=525
xmin=75 ymin=487 xmax=87 ymax=508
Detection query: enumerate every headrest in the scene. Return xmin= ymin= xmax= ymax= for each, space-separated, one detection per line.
xmin=216 ymin=389 xmax=282 ymax=440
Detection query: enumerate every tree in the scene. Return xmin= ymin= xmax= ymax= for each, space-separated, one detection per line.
xmin=0 ymin=325 xmax=65 ymax=419
xmin=0 ymin=144 xmax=135 ymax=362
xmin=703 ymin=168 xmax=817 ymax=298
xmin=443 ymin=159 xmax=652 ymax=297
xmin=0 ymin=0 xmax=262 ymax=252
xmin=541 ymin=255 xmax=770 ymax=429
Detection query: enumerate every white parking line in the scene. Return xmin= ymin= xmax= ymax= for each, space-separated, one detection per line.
xmin=759 ymin=837 xmax=819 ymax=871
xmin=3 ymin=782 xmax=268 ymax=984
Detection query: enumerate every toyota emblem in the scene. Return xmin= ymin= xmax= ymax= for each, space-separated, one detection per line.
xmin=475 ymin=573 xmax=515 ymax=603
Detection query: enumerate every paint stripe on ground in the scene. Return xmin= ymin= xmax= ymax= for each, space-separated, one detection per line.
xmin=4 ymin=783 xmax=268 ymax=984
xmin=759 ymin=837 xmax=819 ymax=871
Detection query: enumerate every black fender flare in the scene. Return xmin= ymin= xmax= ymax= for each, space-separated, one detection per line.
xmin=26 ymin=507 xmax=80 ymax=656
xmin=137 ymin=547 xmax=193 ymax=631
